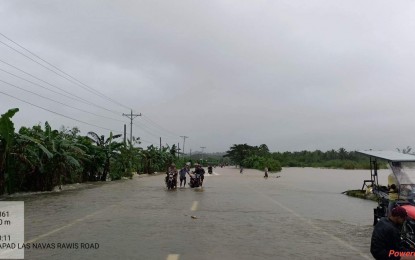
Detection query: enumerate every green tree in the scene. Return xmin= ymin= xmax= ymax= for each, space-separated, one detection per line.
xmin=87 ymin=132 xmax=123 ymax=181
xmin=224 ymin=144 xmax=255 ymax=166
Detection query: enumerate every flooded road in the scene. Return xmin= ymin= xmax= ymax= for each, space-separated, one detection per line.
xmin=2 ymin=167 xmax=382 ymax=259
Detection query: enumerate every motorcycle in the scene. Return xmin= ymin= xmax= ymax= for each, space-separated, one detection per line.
xmin=189 ymin=173 xmax=201 ymax=188
xmin=166 ymin=172 xmax=176 ymax=190
xmin=208 ymin=166 xmax=213 ymax=175
xmin=402 ymin=218 xmax=415 ymax=250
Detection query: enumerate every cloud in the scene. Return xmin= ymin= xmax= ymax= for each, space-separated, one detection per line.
xmin=1 ymin=0 xmax=415 ymax=152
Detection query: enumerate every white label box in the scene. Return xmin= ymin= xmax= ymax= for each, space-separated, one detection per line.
xmin=0 ymin=202 xmax=24 ymax=259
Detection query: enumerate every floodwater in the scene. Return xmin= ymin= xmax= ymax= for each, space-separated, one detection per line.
xmin=0 ymin=167 xmax=385 ymax=259
xmin=274 ymin=167 xmax=389 ymax=225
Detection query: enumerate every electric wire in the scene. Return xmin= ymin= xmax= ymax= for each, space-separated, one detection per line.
xmin=0 ymin=35 xmax=131 ymax=110
xmin=0 ymin=79 xmax=127 ymax=123
xmin=0 ymin=67 xmax=90 ymax=105
xmin=0 ymin=33 xmax=190 ymax=147
xmin=139 ymin=138 xmax=159 ymax=146
xmin=1 ymin=64 xmax=183 ymax=147
xmin=134 ymin=120 xmax=172 ymax=140
xmin=133 ymin=123 xmax=180 ymax=147
xmin=0 ymin=33 xmax=107 ymax=97
xmin=0 ymin=91 xmax=122 ymax=134
xmin=141 ymin=115 xmax=180 ymax=138
xmin=133 ymin=128 xmax=175 ymax=148
xmin=0 ymin=59 xmax=122 ymax=116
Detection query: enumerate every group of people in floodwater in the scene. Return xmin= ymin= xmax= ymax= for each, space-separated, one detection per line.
xmin=166 ymin=163 xmax=276 ymax=189
xmin=166 ymin=163 xmax=213 ymax=189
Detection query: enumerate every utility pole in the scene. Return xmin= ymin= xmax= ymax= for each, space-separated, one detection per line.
xmin=123 ymin=124 xmax=127 ymax=145
xmin=200 ymin=146 xmax=206 ymax=163
xmin=180 ymin=136 xmax=188 ymax=157
xmin=122 ymin=110 xmax=141 ymax=147
xmin=177 ymin=143 xmax=180 ymax=159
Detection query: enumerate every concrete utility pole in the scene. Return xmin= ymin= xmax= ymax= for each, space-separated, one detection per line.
xmin=122 ymin=110 xmax=141 ymax=147
xmin=200 ymin=146 xmax=206 ymax=162
xmin=180 ymin=136 xmax=188 ymax=157
xmin=123 ymin=124 xmax=127 ymax=145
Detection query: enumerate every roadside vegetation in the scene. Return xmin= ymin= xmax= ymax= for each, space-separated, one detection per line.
xmin=0 ymin=108 xmax=180 ymax=195
xmin=0 ymin=108 xmax=391 ymax=195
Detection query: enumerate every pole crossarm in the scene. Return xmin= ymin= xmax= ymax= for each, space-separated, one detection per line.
xmin=122 ymin=110 xmax=141 ymax=145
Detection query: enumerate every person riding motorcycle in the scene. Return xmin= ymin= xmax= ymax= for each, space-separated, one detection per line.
xmin=193 ymin=164 xmax=205 ymax=187
xmin=166 ymin=163 xmax=178 ymax=189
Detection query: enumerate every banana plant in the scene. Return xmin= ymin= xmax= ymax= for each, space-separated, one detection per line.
xmin=15 ymin=122 xmax=85 ymax=191
xmin=87 ymin=131 xmax=123 ymax=181
xmin=0 ymin=108 xmax=19 ymax=194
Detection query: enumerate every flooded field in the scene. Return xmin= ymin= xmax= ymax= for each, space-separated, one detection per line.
xmin=1 ymin=167 xmax=382 ymax=259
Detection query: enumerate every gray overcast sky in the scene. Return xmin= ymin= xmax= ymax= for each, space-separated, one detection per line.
xmin=1 ymin=0 xmax=415 ymax=153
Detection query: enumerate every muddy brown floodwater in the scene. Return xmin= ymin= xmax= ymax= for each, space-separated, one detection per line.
xmin=1 ymin=167 xmax=385 ymax=259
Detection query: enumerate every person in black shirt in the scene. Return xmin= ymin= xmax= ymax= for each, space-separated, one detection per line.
xmin=370 ymin=206 xmax=409 ymax=260
xmin=193 ymin=164 xmax=205 ymax=187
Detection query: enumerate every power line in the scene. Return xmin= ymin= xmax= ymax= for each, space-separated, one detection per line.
xmin=1 ymin=68 xmax=183 ymax=145
xmin=0 ymin=34 xmax=197 ymax=149
xmin=0 ymin=91 xmax=122 ymax=134
xmin=134 ymin=120 xmax=176 ymax=140
xmin=0 ymin=67 xmax=88 ymax=105
xmin=139 ymin=138 xmax=159 ymax=146
xmin=0 ymin=59 xmax=122 ymax=116
xmin=0 ymin=79 xmax=127 ymax=123
xmin=0 ymin=33 xmax=107 ymax=98
xmin=0 ymin=33 xmax=131 ymax=110
xmin=141 ymin=115 xmax=180 ymax=138
xmin=133 ymin=124 xmax=165 ymax=140
xmin=0 ymin=34 xmax=202 ymax=149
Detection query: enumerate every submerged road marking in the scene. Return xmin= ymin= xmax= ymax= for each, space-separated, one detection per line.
xmin=191 ymin=201 xmax=199 ymax=211
xmin=248 ymin=187 xmax=372 ymax=260
xmin=25 ymin=204 xmax=118 ymax=244
xmin=166 ymin=254 xmax=180 ymax=260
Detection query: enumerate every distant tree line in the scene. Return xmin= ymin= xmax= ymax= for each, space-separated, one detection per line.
xmin=272 ymin=148 xmax=375 ymax=169
xmin=0 ymin=108 xmax=181 ymax=195
xmin=186 ymin=152 xmax=231 ymax=166
xmin=224 ymin=144 xmax=379 ymax=172
xmin=224 ymin=144 xmax=282 ymax=172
